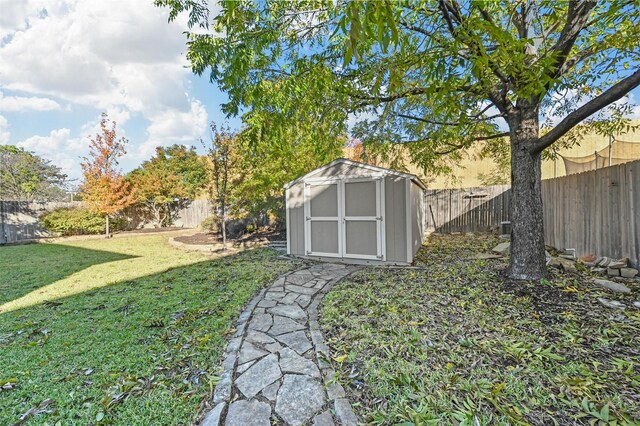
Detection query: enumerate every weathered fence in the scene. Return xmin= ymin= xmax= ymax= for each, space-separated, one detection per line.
xmin=424 ymin=160 xmax=640 ymax=268
xmin=424 ymin=185 xmax=511 ymax=233
xmin=541 ymin=160 xmax=640 ymax=267
xmin=0 ymin=201 xmax=83 ymax=244
xmin=0 ymin=199 xmax=214 ymax=244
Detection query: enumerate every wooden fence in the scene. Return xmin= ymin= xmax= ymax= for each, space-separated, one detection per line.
xmin=424 ymin=185 xmax=511 ymax=233
xmin=541 ymin=160 xmax=640 ymax=267
xmin=424 ymin=160 xmax=640 ymax=268
xmin=0 ymin=199 xmax=214 ymax=244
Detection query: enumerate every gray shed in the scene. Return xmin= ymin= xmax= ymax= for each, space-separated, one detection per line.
xmin=285 ymin=158 xmax=427 ymax=265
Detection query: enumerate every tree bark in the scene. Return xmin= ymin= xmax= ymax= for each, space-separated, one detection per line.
xmin=508 ymin=108 xmax=549 ymax=280
xmin=105 ymin=215 xmax=110 ymax=239
xmin=221 ymin=200 xmax=227 ymax=251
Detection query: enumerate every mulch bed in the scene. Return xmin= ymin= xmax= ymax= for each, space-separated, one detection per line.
xmin=174 ymin=228 xmax=286 ymax=246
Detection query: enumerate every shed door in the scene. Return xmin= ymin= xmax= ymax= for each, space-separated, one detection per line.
xmin=304 ymin=181 xmax=342 ymax=257
xmin=342 ymin=179 xmax=384 ymax=260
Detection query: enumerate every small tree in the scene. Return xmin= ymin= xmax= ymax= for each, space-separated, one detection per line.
xmin=206 ymin=124 xmax=241 ymax=250
xmin=81 ymin=113 xmax=136 ymax=238
xmin=128 ymin=164 xmax=188 ymax=227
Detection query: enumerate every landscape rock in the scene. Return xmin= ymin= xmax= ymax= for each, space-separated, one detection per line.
xmin=492 ymin=242 xmax=510 ymax=255
xmin=634 ymin=301 xmax=640 ymax=309
xmin=248 ymin=314 xmax=273 ymax=332
xmin=269 ymin=304 xmax=307 ymax=321
xmin=607 ymin=267 xmax=621 ymax=277
xmin=579 ymin=254 xmax=597 ymax=263
xmin=275 ymin=375 xmax=325 ymax=426
xmin=225 ymin=400 xmax=271 ymax=426
xmin=620 ymin=267 xmax=639 ymax=278
xmin=238 ymin=342 xmax=268 ymax=364
xmin=549 ymin=257 xmax=577 ymax=274
xmin=261 ymin=381 xmax=280 ymax=402
xmin=593 ymin=279 xmax=631 ymax=294
xmin=598 ymin=298 xmax=626 ymax=310
xmin=472 ymin=253 xmax=503 ymax=260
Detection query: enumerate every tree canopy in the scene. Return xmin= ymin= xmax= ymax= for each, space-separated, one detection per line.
xmin=0 ymin=145 xmax=67 ymax=201
xmin=159 ymin=0 xmax=640 ymax=279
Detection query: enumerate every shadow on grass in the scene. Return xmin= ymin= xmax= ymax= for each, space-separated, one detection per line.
xmin=0 ymin=248 xmax=297 ymax=425
xmin=0 ymin=243 xmax=137 ymax=307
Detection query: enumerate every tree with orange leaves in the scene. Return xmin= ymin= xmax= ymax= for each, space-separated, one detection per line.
xmin=81 ymin=113 xmax=136 ymax=237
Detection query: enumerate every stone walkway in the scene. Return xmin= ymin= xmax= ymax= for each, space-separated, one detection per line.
xmin=201 ymin=263 xmax=359 ymax=426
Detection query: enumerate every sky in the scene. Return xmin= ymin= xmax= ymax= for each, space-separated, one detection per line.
xmin=0 ymin=0 xmax=238 ymax=186
xmin=1 ymin=1 xmax=639 ymax=187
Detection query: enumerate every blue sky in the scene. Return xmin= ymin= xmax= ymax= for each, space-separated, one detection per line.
xmin=0 ymin=0 xmax=239 ymax=185
xmin=1 ymin=1 xmax=639 ymax=186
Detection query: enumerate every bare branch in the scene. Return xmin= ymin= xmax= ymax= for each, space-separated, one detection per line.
xmin=531 ymin=68 xmax=640 ymax=154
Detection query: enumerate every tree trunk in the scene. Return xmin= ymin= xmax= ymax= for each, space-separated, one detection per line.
xmin=508 ymin=109 xmax=548 ymax=280
xmin=221 ymin=201 xmax=227 ymax=251
xmin=105 ymin=215 xmax=110 ymax=239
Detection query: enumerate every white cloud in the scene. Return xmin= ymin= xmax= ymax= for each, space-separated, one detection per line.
xmin=140 ymin=100 xmax=208 ymax=157
xmin=0 ymin=0 xmax=211 ymax=165
xmin=16 ymin=128 xmax=85 ymax=179
xmin=0 ymin=91 xmax=61 ymax=112
xmin=0 ymin=115 xmax=9 ymax=144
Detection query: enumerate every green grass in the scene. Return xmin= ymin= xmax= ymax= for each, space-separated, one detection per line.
xmin=0 ymin=234 xmax=299 ymax=425
xmin=321 ymin=234 xmax=640 ymax=426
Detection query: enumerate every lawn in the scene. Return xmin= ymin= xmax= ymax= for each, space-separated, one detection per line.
xmin=0 ymin=233 xmax=299 ymax=425
xmin=321 ymin=234 xmax=640 ymax=426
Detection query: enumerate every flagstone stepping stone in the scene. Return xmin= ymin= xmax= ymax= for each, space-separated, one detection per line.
xmin=257 ymin=299 xmax=277 ymax=308
xmin=248 ymin=313 xmax=272 ymax=332
xmin=199 ymin=263 xmax=359 ymax=426
xmin=235 ymin=354 xmax=281 ymax=399
xmin=269 ymin=315 xmax=305 ymax=335
xmin=275 ymin=374 xmax=325 ymax=426
xmin=245 ymin=330 xmax=276 ymax=345
xmin=279 ymin=348 xmax=320 ymax=377
xmin=238 ymin=342 xmax=268 ymax=364
xmin=201 ymin=402 xmax=225 ymax=426
xmin=261 ymin=381 xmax=280 ymax=402
xmin=275 ymin=330 xmax=312 ymax=354
xmin=334 ymin=398 xmax=358 ymax=425
xmin=296 ymin=294 xmax=312 ymax=307
xmin=269 ymin=304 xmax=307 ymax=320
xmin=285 ymin=284 xmax=319 ymax=295
xmin=225 ymin=400 xmax=271 ymax=426
xmin=313 ymin=411 xmax=335 ymax=426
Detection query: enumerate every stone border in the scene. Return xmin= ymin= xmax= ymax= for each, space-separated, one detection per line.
xmin=199 ymin=264 xmax=360 ymax=426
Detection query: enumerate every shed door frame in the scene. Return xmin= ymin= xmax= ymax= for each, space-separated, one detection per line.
xmin=303 ymin=176 xmax=385 ymax=261
xmin=304 ymin=178 xmax=343 ymax=258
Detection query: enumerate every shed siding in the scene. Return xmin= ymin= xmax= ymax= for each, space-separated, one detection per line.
xmin=384 ymin=176 xmax=407 ymax=262
xmin=287 ymin=181 xmax=305 ymax=255
xmin=411 ymin=181 xmax=425 ymax=256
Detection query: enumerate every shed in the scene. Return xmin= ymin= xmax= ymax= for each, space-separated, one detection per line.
xmin=284 ymin=158 xmax=427 ymax=265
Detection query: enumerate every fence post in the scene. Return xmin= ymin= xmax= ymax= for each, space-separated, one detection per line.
xmin=0 ymin=200 xmax=5 ymax=245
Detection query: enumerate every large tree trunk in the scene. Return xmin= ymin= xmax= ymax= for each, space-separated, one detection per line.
xmin=508 ymin=109 xmax=549 ymax=280
xmin=105 ymin=215 xmax=110 ymax=239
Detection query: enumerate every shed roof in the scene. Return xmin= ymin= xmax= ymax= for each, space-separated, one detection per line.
xmin=284 ymin=158 xmax=427 ymax=190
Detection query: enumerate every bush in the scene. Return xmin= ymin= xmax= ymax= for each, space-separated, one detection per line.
xmin=40 ymin=208 xmax=127 ymax=236
xmin=200 ymin=216 xmax=219 ymax=233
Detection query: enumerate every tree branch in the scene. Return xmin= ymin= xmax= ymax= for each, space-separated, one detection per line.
xmin=530 ymin=68 xmax=640 ymax=154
